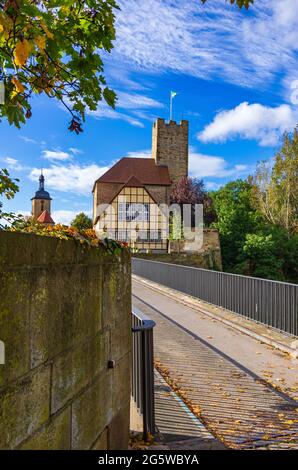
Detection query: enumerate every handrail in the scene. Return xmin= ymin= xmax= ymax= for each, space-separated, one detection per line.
xmin=132 ymin=257 xmax=298 ymax=337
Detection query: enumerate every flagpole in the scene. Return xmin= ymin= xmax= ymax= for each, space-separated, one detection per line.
xmin=170 ymin=92 xmax=172 ymax=121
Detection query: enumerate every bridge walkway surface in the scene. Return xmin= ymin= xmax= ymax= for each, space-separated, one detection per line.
xmin=132 ymin=278 xmax=298 ymax=450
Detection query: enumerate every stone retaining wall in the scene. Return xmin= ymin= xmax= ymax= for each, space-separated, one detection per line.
xmin=136 ymin=229 xmax=222 ymax=271
xmin=0 ymin=231 xmax=131 ymax=450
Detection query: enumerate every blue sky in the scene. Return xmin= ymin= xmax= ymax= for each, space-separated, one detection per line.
xmin=1 ymin=0 xmax=298 ymax=225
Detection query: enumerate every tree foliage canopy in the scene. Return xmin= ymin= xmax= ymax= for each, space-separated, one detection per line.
xmin=210 ymin=179 xmax=298 ymax=282
xmin=211 ymin=180 xmax=260 ymax=268
xmin=252 ymin=128 xmax=298 ymax=234
xmin=170 ymin=176 xmax=216 ymax=227
xmin=0 ymin=167 xmax=20 ymax=228
xmin=170 ymin=176 xmax=206 ymax=205
xmin=70 ymin=211 xmax=93 ymax=230
xmin=210 ymin=130 xmax=298 ymax=282
xmin=0 ymin=1 xmax=253 ymax=132
xmin=202 ymin=0 xmax=254 ymax=8
xmin=0 ymin=0 xmax=118 ymax=131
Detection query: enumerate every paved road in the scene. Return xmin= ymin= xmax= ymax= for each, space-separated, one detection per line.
xmin=130 ymin=370 xmax=224 ymax=450
xmin=132 ymin=279 xmax=298 ymax=450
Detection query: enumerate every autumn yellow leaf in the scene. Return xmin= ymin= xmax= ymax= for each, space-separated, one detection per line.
xmin=0 ymin=15 xmax=12 ymax=39
xmin=11 ymin=77 xmax=25 ymax=93
xmin=34 ymin=35 xmax=46 ymax=51
xmin=40 ymin=21 xmax=54 ymax=39
xmin=192 ymin=406 xmax=202 ymax=415
xmin=60 ymin=6 xmax=69 ymax=15
xmin=14 ymin=39 xmax=31 ymax=67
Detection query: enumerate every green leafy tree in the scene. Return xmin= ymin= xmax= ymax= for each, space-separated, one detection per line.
xmin=211 ymin=180 xmax=261 ymax=270
xmin=239 ymin=233 xmax=283 ymax=279
xmin=252 ymin=128 xmax=298 ymax=234
xmin=0 ymin=167 xmax=20 ymax=228
xmin=236 ymin=227 xmax=298 ymax=282
xmin=70 ymin=212 xmax=93 ymax=231
xmin=211 ymin=178 xmax=298 ymax=282
xmin=0 ymin=1 xmax=253 ymax=132
xmin=0 ymin=0 xmax=118 ymax=131
xmin=201 ymin=0 xmax=254 ymax=9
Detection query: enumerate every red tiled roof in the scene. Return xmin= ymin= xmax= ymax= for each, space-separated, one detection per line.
xmin=36 ymin=210 xmax=54 ymax=224
xmin=124 ymin=175 xmax=144 ymax=187
xmin=94 ymin=158 xmax=171 ymax=187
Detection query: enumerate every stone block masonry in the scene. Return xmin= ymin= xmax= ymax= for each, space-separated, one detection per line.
xmin=135 ymin=229 xmax=222 ymax=271
xmin=0 ymin=231 xmax=131 ymax=450
xmin=152 ymin=118 xmax=188 ymax=186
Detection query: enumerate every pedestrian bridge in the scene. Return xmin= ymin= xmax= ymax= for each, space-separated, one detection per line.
xmin=131 ymin=259 xmax=298 ymax=450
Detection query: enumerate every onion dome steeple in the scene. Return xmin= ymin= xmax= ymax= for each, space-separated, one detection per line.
xmin=32 ymin=171 xmax=52 ymax=201
xmin=31 ymin=171 xmax=53 ymax=222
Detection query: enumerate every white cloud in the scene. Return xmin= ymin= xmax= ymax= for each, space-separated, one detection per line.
xmin=59 ymin=95 xmax=145 ymax=128
xmin=51 ymin=210 xmax=92 ymax=226
xmin=16 ymin=211 xmax=31 ymax=219
xmin=117 ymin=91 xmax=163 ymax=110
xmin=197 ymin=102 xmax=298 ymax=146
xmin=112 ymin=0 xmax=298 ymax=93
xmin=204 ymin=181 xmax=221 ymax=191
xmin=2 ymin=156 xmax=25 ymax=171
xmin=189 ymin=150 xmax=250 ymax=178
xmin=60 ymin=85 xmax=162 ymax=127
xmin=42 ymin=150 xmax=72 ymax=161
xmin=87 ymin=103 xmax=144 ymax=128
xmin=124 ymin=149 xmax=151 ymax=159
xmin=29 ymin=164 xmax=110 ymax=195
xmin=69 ymin=147 xmax=83 ymax=155
xmin=121 ymin=146 xmax=250 ymax=179
xmin=106 ymin=63 xmax=148 ymax=91
xmin=19 ymin=136 xmax=38 ymax=144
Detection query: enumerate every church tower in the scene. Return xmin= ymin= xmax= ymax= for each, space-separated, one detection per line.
xmin=152 ymin=118 xmax=188 ymax=186
xmin=31 ymin=172 xmax=54 ymax=225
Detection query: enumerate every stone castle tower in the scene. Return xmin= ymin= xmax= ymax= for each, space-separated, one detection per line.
xmin=31 ymin=173 xmax=54 ymax=225
xmin=152 ymin=118 xmax=188 ymax=185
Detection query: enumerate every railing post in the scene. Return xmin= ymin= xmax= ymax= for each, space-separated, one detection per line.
xmin=141 ymin=330 xmax=148 ymax=441
xmin=131 ymin=309 xmax=156 ymax=440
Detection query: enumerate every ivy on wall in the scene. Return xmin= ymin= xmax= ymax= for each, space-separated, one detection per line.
xmin=10 ymin=222 xmax=129 ymax=255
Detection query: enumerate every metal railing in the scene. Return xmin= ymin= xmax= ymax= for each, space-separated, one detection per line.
xmin=132 ymin=258 xmax=298 ymax=337
xmin=131 ymin=307 xmax=156 ymax=439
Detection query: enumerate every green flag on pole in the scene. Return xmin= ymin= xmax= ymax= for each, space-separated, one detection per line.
xmin=171 ymin=91 xmax=177 ymax=99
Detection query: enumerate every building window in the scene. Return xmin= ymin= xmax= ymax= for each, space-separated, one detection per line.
xmin=117 ymin=230 xmax=127 ymax=241
xmin=137 ymin=230 xmax=149 ymax=241
xmin=125 ymin=203 xmax=150 ymax=221
xmin=150 ymin=230 xmax=162 ymax=242
xmin=144 ymin=203 xmax=149 ymax=221
xmin=118 ymin=203 xmax=125 ymax=221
